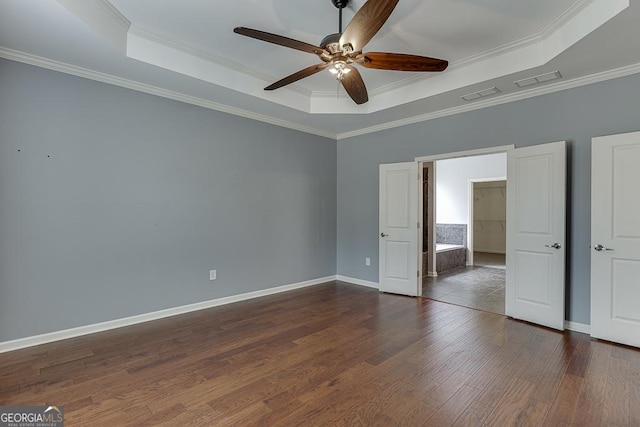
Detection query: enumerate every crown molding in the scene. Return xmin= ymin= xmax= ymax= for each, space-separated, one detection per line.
xmin=128 ymin=26 xmax=311 ymax=98
xmin=336 ymin=61 xmax=640 ymax=140
xmin=88 ymin=0 xmax=130 ymax=32
xmin=57 ymin=0 xmax=130 ymax=50
xmin=55 ymin=0 xmax=627 ymax=115
xmin=0 ymin=48 xmax=336 ymax=140
xmin=329 ymin=0 xmax=628 ymax=114
xmin=3 ymin=46 xmax=639 ymax=143
xmin=329 ymin=0 xmax=623 ymax=102
xmin=317 ymin=0 xmax=601 ymax=101
xmin=541 ymin=0 xmax=593 ymax=38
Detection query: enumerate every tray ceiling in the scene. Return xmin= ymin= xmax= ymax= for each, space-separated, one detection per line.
xmin=0 ymin=0 xmax=638 ymax=138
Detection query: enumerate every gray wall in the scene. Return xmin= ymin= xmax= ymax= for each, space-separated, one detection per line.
xmin=0 ymin=59 xmax=337 ymax=342
xmin=3 ymin=57 xmax=640 ymax=340
xmin=337 ymin=72 xmax=640 ymax=325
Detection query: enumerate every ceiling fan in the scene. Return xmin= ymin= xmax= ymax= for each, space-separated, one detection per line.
xmin=234 ymin=0 xmax=448 ymax=105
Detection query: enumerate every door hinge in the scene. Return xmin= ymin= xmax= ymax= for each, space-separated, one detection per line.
xmin=417 ymin=270 xmax=420 ymax=278
xmin=417 ymin=222 xmax=420 ymax=229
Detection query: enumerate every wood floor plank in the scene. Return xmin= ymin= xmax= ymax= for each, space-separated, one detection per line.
xmin=464 ymin=349 xmax=509 ymax=391
xmin=541 ymin=373 xmax=583 ymax=426
xmin=517 ymin=398 xmax=551 ymax=426
xmin=428 ymin=384 xmax=481 ymax=425
xmin=565 ymin=332 xmax=593 ymax=378
xmin=572 ymin=341 xmax=611 ymax=426
xmin=531 ymin=331 xmax=580 ymax=403
xmin=601 ymin=355 xmax=631 ymax=426
xmin=631 ymin=361 xmax=640 ymax=427
xmin=474 ymin=351 xmax=527 ymax=408
xmin=152 ymin=403 xmax=218 ymax=427
xmin=1 ymin=281 xmax=640 ymax=426
xmin=452 ymin=400 xmax=493 ymax=426
xmin=517 ymin=332 xmax=564 ymax=384
xmin=484 ymin=377 xmax=537 ymax=426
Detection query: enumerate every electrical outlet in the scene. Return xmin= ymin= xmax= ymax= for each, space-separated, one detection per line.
xmin=365 ymin=257 xmax=371 ymax=266
xmin=209 ymin=270 xmax=217 ymax=281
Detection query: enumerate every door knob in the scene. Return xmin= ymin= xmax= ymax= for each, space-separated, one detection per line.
xmin=594 ymin=244 xmax=613 ymax=252
xmin=545 ymin=243 xmax=561 ymax=249
xmin=380 ymin=233 xmax=389 ymax=237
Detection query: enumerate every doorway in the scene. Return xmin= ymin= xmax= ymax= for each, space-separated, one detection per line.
xmin=421 ymin=153 xmax=507 ymax=314
xmin=380 ymin=142 xmax=566 ymax=330
xmin=471 ymin=179 xmax=506 ymax=270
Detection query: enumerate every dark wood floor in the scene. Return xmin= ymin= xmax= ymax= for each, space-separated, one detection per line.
xmin=1 ymin=281 xmax=639 ymax=426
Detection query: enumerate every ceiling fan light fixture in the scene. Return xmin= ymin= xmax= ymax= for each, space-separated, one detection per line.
xmin=329 ymin=60 xmax=351 ymax=80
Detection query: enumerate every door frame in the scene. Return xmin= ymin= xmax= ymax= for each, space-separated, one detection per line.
xmin=421 ymin=162 xmax=437 ymax=279
xmin=415 ymin=145 xmax=514 ymax=296
xmin=468 ymin=177 xmax=507 ymax=266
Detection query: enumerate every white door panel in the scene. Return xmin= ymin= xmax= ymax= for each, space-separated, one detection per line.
xmin=379 ymin=162 xmax=419 ymax=296
xmin=506 ymin=141 xmax=566 ymax=330
xmin=591 ymin=131 xmax=640 ymax=348
xmin=514 ymin=250 xmax=552 ymax=305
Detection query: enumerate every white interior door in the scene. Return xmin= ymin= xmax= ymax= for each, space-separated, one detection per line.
xmin=506 ymin=141 xmax=566 ymax=330
xmin=379 ymin=162 xmax=419 ymax=296
xmin=591 ymin=131 xmax=640 ymax=348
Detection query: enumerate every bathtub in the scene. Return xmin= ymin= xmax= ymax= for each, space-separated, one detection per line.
xmin=436 ymin=244 xmax=466 ymax=273
xmin=422 ymin=244 xmax=467 ymax=275
xmin=436 ymin=243 xmax=465 ymax=253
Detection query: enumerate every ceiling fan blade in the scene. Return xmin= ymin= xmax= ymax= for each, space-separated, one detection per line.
xmin=359 ymin=52 xmax=448 ymax=72
xmin=340 ymin=66 xmax=369 ymax=105
xmin=340 ymin=0 xmax=399 ymax=52
xmin=234 ymin=27 xmax=326 ymax=56
xmin=265 ymin=63 xmax=329 ymax=91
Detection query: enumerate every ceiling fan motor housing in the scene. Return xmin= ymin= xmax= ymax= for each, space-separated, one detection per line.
xmin=331 ymin=0 xmax=349 ymax=9
xmin=320 ymin=33 xmax=342 ymax=51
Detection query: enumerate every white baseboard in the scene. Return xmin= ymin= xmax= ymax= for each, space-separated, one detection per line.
xmin=564 ymin=321 xmax=591 ymax=334
xmin=336 ymin=275 xmax=379 ymax=289
xmin=0 ymin=275 xmax=335 ymax=353
xmin=1 ymin=275 xmax=591 ymax=353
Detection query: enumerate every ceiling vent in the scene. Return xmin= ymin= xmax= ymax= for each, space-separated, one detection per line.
xmin=514 ymin=71 xmax=562 ymax=88
xmin=461 ymin=87 xmax=501 ymax=102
